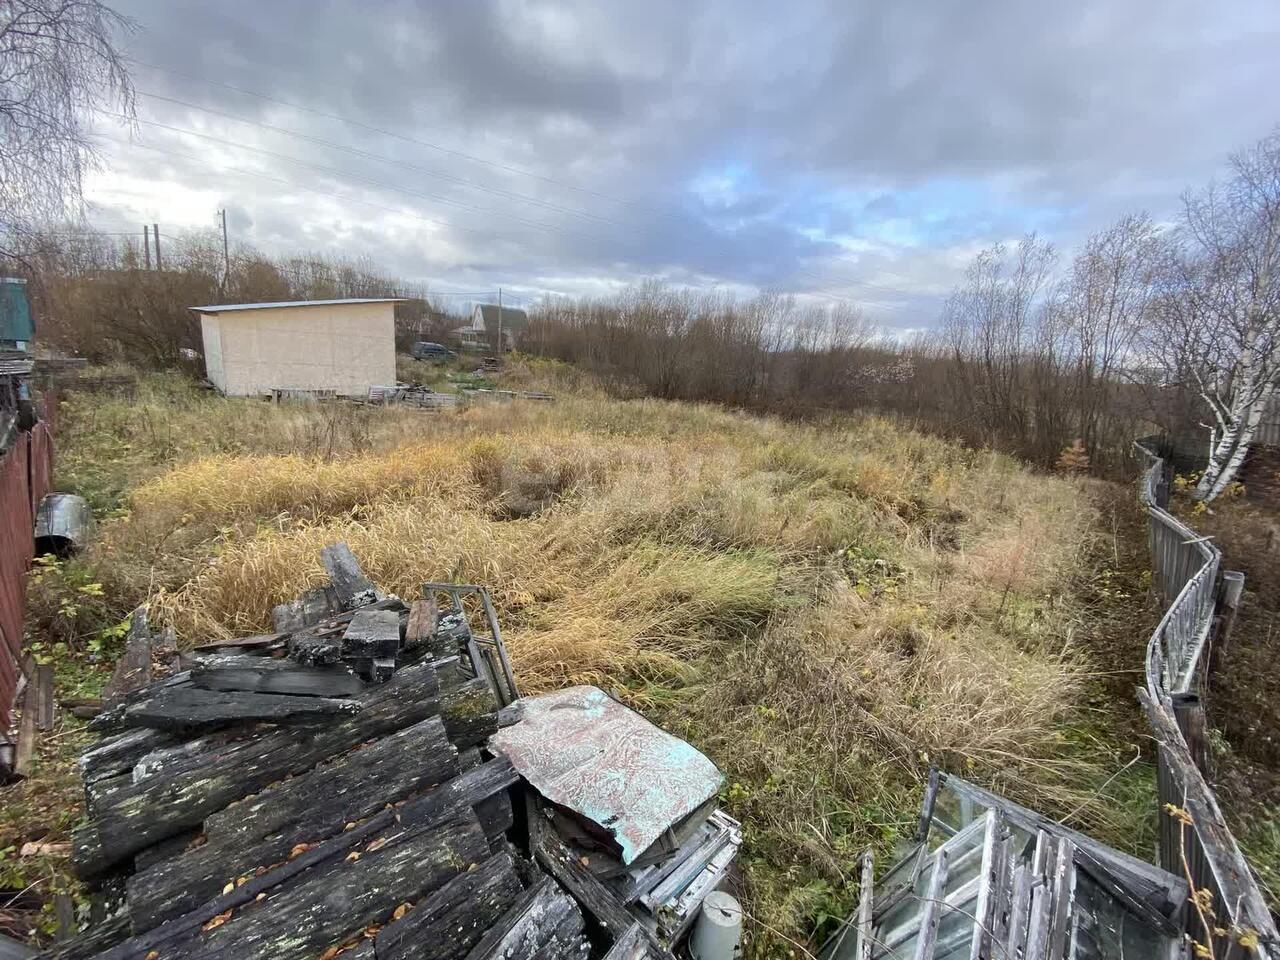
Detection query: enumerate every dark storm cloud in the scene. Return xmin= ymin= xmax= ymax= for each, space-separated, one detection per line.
xmin=91 ymin=0 xmax=1280 ymax=329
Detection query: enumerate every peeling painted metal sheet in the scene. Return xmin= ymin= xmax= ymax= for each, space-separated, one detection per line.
xmin=490 ymin=686 xmax=723 ymax=864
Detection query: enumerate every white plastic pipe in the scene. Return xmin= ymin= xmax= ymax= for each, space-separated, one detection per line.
xmin=691 ymin=890 xmax=743 ymax=960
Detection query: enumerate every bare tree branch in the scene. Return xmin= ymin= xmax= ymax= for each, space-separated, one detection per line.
xmin=0 ymin=0 xmax=136 ymax=262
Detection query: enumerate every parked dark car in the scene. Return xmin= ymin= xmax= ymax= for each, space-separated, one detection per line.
xmin=410 ymin=341 xmax=457 ymax=361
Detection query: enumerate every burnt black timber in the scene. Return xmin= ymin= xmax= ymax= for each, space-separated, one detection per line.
xmin=461 ymin=875 xmax=584 ymax=960
xmin=440 ymin=677 xmax=499 ymax=749
xmin=434 ymin=655 xmax=470 ymax=692
xmin=475 ymin=789 xmax=514 ymax=840
xmin=211 ymin=713 xmax=456 ymax=845
xmin=153 ymin=626 xmax=179 ymax=671
xmin=89 ymin=673 xmax=195 ymax=733
xmin=128 ymin=733 xmax=237 ymax=789
xmin=72 ymin=661 xmax=440 ymax=879
xmin=133 ymin=829 xmax=200 ymax=873
xmin=272 ymin=585 xmax=340 ymax=633
xmin=602 ymin=923 xmax=654 ymax=960
xmin=80 ymin=730 xmax=177 ymax=786
xmin=93 ymin=758 xmax=519 ymax=960
xmin=457 ymin=746 xmax=481 ymax=771
xmin=101 ymin=609 xmax=152 ymax=707
xmin=128 ymin=717 xmax=459 ymax=931
xmin=286 ymin=633 xmax=342 ymax=666
xmin=103 ymin=686 xmax=361 ymax=733
xmin=343 ymin=608 xmax=400 ymax=659
xmin=375 ymin=850 xmax=523 ymax=960
xmin=165 ymin=815 xmax=491 ymax=960
xmin=527 ymin=798 xmax=648 ymax=945
xmin=32 ymin=914 xmax=129 ymax=960
xmin=190 ymin=634 xmax=286 ymax=654
xmin=405 ymin=598 xmax=437 ymax=649
xmin=191 ymin=655 xmax=366 ymax=698
xmin=322 ymin=542 xmax=378 ymax=609
xmin=398 ymin=756 xmax=519 ymax=829
xmin=429 ymin=612 xmax=471 ymax=660
xmin=543 ymin=909 xmax=591 ymax=960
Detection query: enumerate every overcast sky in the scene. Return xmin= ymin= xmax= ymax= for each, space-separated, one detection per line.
xmin=84 ymin=0 xmax=1280 ymax=329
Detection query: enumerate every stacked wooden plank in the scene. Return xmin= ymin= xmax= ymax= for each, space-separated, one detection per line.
xmin=47 ymin=543 xmax=592 ymax=960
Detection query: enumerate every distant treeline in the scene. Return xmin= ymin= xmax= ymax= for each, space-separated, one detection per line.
xmin=526 ymin=218 xmax=1187 ymax=476
xmin=16 ymin=230 xmax=462 ymax=366
xmin=13 ymin=218 xmax=1202 ymax=477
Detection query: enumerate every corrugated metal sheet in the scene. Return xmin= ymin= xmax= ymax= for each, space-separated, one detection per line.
xmin=491 ymin=686 xmax=723 ymax=864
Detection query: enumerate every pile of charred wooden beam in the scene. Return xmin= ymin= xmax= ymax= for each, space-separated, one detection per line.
xmin=50 ymin=543 xmax=742 ymax=960
xmin=54 ymin=544 xmax=586 ymax=960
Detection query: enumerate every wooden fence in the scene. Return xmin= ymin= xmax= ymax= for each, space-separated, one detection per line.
xmin=0 ymin=401 xmax=55 ymax=729
xmin=1134 ymin=439 xmax=1278 ymax=959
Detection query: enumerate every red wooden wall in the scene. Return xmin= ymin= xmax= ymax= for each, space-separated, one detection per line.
xmin=0 ymin=404 xmax=55 ymax=724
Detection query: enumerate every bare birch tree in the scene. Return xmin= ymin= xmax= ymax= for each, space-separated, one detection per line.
xmin=0 ymin=0 xmax=135 ymax=261
xmin=1155 ymin=131 xmax=1280 ymax=501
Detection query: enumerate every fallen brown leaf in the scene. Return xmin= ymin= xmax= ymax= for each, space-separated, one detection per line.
xmin=201 ymin=909 xmax=233 ymax=931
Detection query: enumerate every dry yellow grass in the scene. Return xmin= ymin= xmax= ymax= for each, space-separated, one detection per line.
xmin=59 ymin=367 xmax=1124 ymax=951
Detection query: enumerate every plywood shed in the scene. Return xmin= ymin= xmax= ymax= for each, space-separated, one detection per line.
xmin=191 ymin=299 xmax=401 ymax=398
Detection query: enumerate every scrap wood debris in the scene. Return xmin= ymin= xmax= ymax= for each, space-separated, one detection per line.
xmin=44 ymin=542 xmax=742 ymax=960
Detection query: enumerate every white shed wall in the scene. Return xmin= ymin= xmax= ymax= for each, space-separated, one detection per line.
xmin=200 ymin=314 xmax=226 ymax=391
xmin=202 ymin=302 xmax=395 ymax=397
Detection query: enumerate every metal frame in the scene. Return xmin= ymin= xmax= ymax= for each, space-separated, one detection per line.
xmin=421 ymin=582 xmax=520 ymax=707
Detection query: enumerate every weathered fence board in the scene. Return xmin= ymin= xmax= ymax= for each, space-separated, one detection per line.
xmin=1134 ymin=439 xmax=1278 ymax=959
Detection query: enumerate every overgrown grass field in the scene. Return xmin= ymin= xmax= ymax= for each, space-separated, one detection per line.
xmin=8 ymin=363 xmax=1154 ymax=951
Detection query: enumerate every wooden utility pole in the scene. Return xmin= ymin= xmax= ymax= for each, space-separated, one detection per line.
xmin=219 ymin=209 xmax=230 ymax=292
xmin=152 ymin=224 xmax=162 ymax=270
xmin=497 ymin=287 xmax=503 ymax=354
xmin=143 ymin=225 xmax=151 ymax=270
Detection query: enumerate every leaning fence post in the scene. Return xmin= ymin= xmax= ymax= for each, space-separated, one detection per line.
xmin=1171 ymin=692 xmax=1208 ymax=776
xmin=1216 ymin=570 xmax=1245 ymax=654
xmin=1207 ymin=570 xmax=1245 ymax=688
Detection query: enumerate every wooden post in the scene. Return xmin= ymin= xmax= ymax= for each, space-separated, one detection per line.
xmin=1206 ymin=570 xmax=1245 ymax=691
xmin=1216 ymin=570 xmax=1245 ymax=655
xmin=1171 ymin=692 xmax=1208 ymax=776
xmin=36 ymin=662 xmax=54 ymax=730
xmin=13 ymin=676 xmax=37 ymax=777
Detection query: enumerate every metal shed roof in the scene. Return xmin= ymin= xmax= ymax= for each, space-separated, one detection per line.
xmin=189 ymin=298 xmax=406 ymax=314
